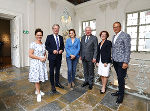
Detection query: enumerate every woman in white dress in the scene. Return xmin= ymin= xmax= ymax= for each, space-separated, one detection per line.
xmin=29 ymin=28 xmax=48 ymax=102
xmin=96 ymin=31 xmax=112 ymax=94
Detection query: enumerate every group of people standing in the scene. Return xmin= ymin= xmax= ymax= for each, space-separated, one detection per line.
xmin=29 ymin=22 xmax=131 ymax=104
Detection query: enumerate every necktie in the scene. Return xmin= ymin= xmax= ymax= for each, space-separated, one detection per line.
xmin=85 ymin=36 xmax=89 ymax=43
xmin=56 ymin=35 xmax=59 ymax=51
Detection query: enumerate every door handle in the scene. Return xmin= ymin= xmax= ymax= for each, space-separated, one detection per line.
xmin=12 ymin=45 xmax=17 ymax=48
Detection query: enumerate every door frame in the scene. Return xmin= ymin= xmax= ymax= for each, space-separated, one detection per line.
xmin=0 ymin=8 xmax=23 ymax=67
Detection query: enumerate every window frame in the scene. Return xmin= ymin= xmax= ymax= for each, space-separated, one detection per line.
xmin=125 ymin=9 xmax=150 ymax=52
xmin=82 ymin=19 xmax=96 ymax=36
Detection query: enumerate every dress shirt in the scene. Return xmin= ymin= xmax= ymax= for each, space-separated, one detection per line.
xmin=114 ymin=31 xmax=122 ymax=44
xmin=53 ymin=34 xmax=60 ymax=47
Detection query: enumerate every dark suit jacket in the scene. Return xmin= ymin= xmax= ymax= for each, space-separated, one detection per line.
xmin=45 ymin=34 xmax=64 ymax=60
xmin=80 ymin=34 xmax=98 ymax=61
xmin=96 ymin=40 xmax=112 ymax=63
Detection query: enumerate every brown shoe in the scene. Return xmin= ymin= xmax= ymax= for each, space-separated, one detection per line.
xmin=72 ymin=82 xmax=75 ymax=87
xmin=68 ymin=83 xmax=71 ymax=88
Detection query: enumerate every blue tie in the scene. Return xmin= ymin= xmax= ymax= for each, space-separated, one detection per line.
xmin=85 ymin=36 xmax=89 ymax=43
xmin=56 ymin=36 xmax=59 ymax=51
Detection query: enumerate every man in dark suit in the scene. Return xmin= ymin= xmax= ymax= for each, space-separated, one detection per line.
xmin=80 ymin=26 xmax=98 ymax=90
xmin=45 ymin=24 xmax=64 ymax=93
xmin=111 ymin=22 xmax=131 ymax=104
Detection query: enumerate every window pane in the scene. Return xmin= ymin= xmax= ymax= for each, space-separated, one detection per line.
xmin=139 ymin=25 xmax=150 ymax=39
xmin=140 ymin=10 xmax=150 ymax=24
xmin=92 ymin=31 xmax=96 ymax=36
xmin=126 ymin=10 xmax=150 ymax=51
xmin=145 ymin=38 xmax=150 ymax=49
xmin=83 ymin=22 xmax=89 ymax=31
xmin=138 ymin=45 xmax=144 ymax=51
xmin=131 ymin=45 xmax=136 ymax=51
xmin=131 ymin=39 xmax=137 ymax=51
xmin=138 ymin=39 xmax=150 ymax=51
xmin=139 ymin=39 xmax=145 ymax=46
xmin=127 ymin=27 xmax=137 ymax=39
xmin=131 ymin=39 xmax=137 ymax=46
xmin=127 ymin=13 xmax=138 ymax=26
xmin=90 ymin=20 xmax=96 ymax=30
xmin=82 ymin=20 xmax=96 ymax=36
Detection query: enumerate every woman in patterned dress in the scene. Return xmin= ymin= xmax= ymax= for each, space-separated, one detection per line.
xmin=29 ymin=28 xmax=48 ymax=102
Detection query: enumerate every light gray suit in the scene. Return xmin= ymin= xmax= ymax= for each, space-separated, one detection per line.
xmin=80 ymin=34 xmax=98 ymax=85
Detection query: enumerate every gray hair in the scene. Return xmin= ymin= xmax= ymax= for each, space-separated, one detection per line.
xmin=52 ymin=24 xmax=60 ymax=29
xmin=85 ymin=26 xmax=91 ymax=30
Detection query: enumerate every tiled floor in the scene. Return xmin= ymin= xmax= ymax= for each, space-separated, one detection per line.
xmin=0 ymin=66 xmax=150 ymax=111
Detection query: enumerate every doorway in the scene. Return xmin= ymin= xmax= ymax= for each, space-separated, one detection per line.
xmin=0 ymin=10 xmax=23 ymax=69
xmin=0 ymin=18 xmax=11 ymax=69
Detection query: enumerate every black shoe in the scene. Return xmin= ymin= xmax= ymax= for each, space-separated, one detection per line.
xmin=111 ymin=91 xmax=119 ymax=96
xmin=116 ymin=95 xmax=124 ymax=104
xmin=51 ymin=86 xmax=57 ymax=93
xmin=55 ymin=83 xmax=64 ymax=89
xmin=89 ymin=84 xmax=93 ymax=90
xmin=81 ymin=82 xmax=89 ymax=87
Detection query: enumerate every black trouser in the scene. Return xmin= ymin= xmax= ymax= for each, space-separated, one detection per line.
xmin=82 ymin=59 xmax=94 ymax=85
xmin=113 ymin=61 xmax=127 ymax=95
xmin=49 ymin=58 xmax=61 ymax=87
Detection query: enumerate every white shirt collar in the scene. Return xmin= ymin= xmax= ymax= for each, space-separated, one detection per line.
xmin=85 ymin=35 xmax=90 ymax=40
xmin=86 ymin=35 xmax=90 ymax=38
xmin=53 ymin=34 xmax=59 ymax=37
xmin=114 ymin=31 xmax=122 ymax=44
xmin=53 ymin=34 xmax=59 ymax=39
xmin=115 ymin=31 xmax=122 ymax=36
xmin=53 ymin=34 xmax=60 ymax=46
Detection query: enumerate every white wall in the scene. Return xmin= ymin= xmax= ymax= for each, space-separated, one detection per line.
xmin=74 ymin=0 xmax=150 ymax=37
xmin=0 ymin=0 xmax=150 ymax=67
xmin=74 ymin=0 xmax=150 ymax=59
xmin=34 ymin=0 xmax=75 ymax=41
xmin=0 ymin=0 xmax=33 ymax=67
xmin=29 ymin=0 xmax=75 ymax=66
xmin=0 ymin=0 xmax=75 ymax=67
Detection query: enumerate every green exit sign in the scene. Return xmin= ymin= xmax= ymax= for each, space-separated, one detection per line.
xmin=23 ymin=30 xmax=29 ymax=34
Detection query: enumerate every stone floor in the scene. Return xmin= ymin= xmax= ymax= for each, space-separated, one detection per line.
xmin=0 ymin=66 xmax=150 ymax=111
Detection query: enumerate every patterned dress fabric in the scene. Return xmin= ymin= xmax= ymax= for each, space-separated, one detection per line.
xmin=29 ymin=42 xmax=48 ymax=82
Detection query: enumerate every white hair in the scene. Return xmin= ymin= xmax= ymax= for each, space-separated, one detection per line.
xmin=85 ymin=26 xmax=91 ymax=30
xmin=52 ymin=24 xmax=60 ymax=29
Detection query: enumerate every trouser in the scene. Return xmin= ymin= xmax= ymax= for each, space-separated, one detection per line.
xmin=49 ymin=58 xmax=61 ymax=87
xmin=113 ymin=61 xmax=127 ymax=95
xmin=82 ymin=59 xmax=94 ymax=85
xmin=66 ymin=57 xmax=79 ymax=83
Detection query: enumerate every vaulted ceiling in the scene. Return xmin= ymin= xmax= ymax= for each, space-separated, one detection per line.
xmin=66 ymin=0 xmax=91 ymax=5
